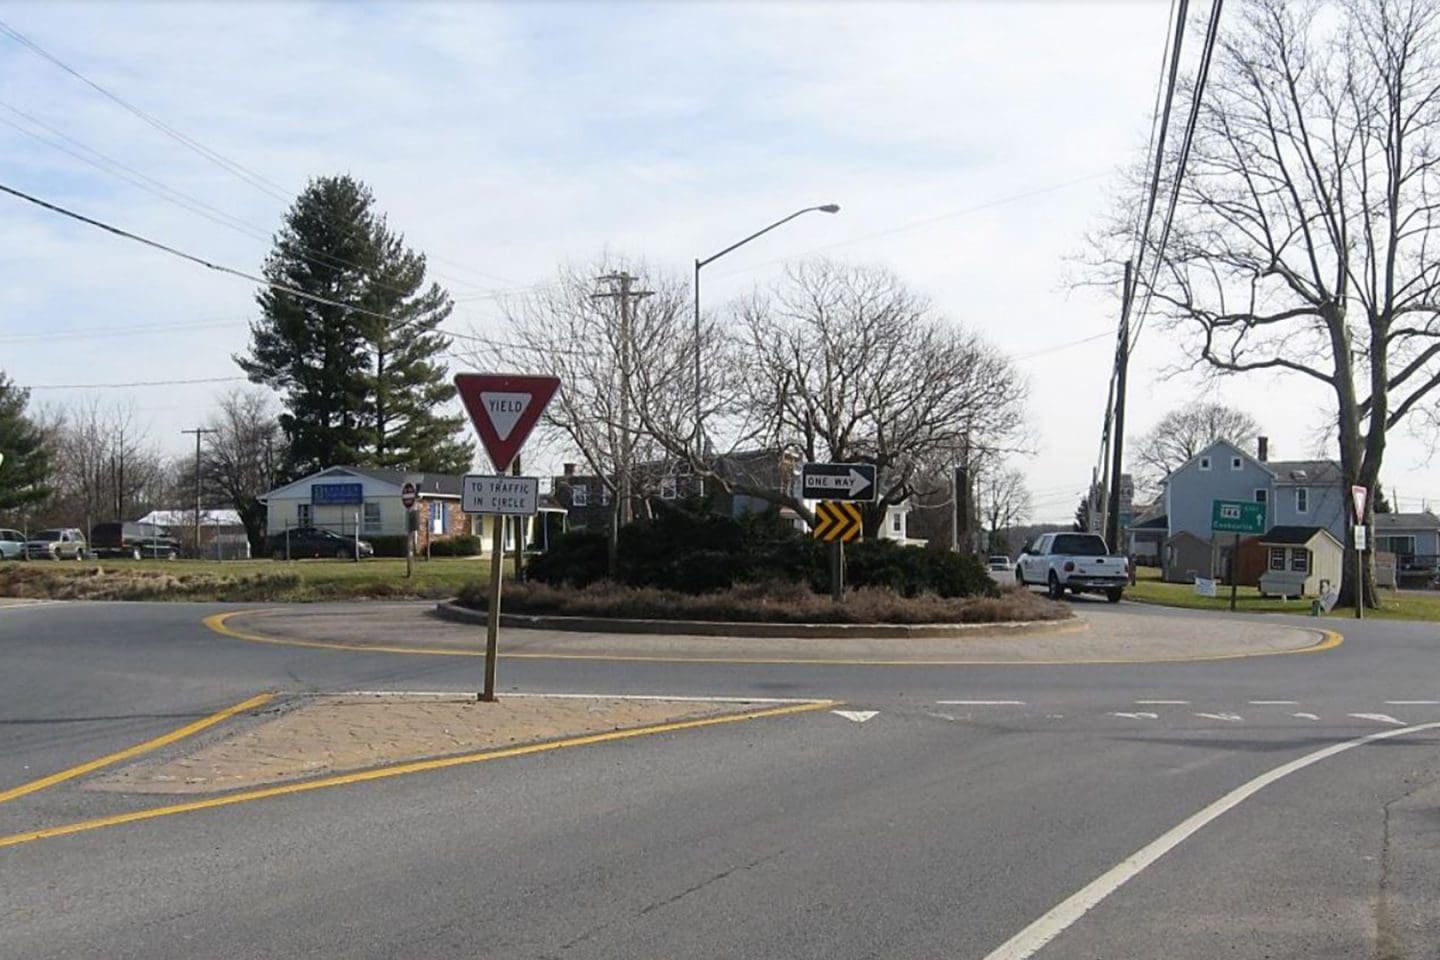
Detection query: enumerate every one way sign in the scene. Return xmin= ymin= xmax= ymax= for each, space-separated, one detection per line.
xmin=801 ymin=462 xmax=877 ymax=502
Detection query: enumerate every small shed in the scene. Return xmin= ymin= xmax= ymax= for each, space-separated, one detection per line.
xmin=1129 ymin=512 xmax=1167 ymax=566
xmin=1163 ymin=531 xmax=1212 ymax=583
xmin=1257 ymin=526 xmax=1343 ymax=598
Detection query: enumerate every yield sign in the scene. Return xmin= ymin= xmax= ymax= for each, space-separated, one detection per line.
xmin=1351 ymin=485 xmax=1368 ymax=523
xmin=454 ymin=373 xmax=560 ymax=472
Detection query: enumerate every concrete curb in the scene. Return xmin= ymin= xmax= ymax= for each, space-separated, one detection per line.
xmin=431 ymin=600 xmax=1077 ymax=640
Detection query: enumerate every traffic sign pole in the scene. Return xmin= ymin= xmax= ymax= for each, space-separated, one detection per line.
xmin=1230 ymin=532 xmax=1239 ymax=612
xmin=483 ymin=512 xmax=503 ymax=702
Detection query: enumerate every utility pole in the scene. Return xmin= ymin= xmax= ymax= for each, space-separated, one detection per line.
xmin=181 ymin=427 xmax=216 ymax=558
xmin=592 ymin=272 xmax=652 ymax=527
xmin=1105 ymin=260 xmax=1134 ymax=552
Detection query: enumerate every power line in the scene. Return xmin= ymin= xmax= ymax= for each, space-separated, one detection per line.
xmin=21 ymin=375 xmax=246 ymax=390
xmin=0 ymin=179 xmax=413 ymax=327
xmin=0 ymin=316 xmax=249 ymax=343
xmin=0 ymin=17 xmax=523 ymax=293
xmin=1131 ymin=0 xmax=1225 ymax=349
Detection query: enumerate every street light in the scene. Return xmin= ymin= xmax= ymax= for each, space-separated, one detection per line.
xmin=693 ymin=203 xmax=840 ymax=451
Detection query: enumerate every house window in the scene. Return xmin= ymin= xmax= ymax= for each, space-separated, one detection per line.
xmin=1269 ymin=547 xmax=1287 ymax=570
xmin=1255 ymin=489 xmax=1268 ymax=503
xmin=1296 ymin=487 xmax=1309 ymax=513
xmin=891 ymin=512 xmax=903 ymax=534
xmin=470 ymin=516 xmax=484 ymax=537
xmin=660 ymin=477 xmax=678 ymax=500
xmin=1290 ymin=548 xmax=1310 ymax=573
xmin=1378 ymin=535 xmax=1416 ymax=556
xmin=296 ymin=503 xmax=311 ymax=526
xmin=572 ymin=484 xmax=588 ymax=507
xmin=362 ymin=502 xmax=382 ymax=533
xmin=599 ymin=485 xmax=610 ymax=506
xmin=429 ymin=501 xmax=448 ymax=534
xmin=1231 ymin=456 xmax=1243 ymax=470
xmin=1199 ymin=456 xmax=1212 ymax=471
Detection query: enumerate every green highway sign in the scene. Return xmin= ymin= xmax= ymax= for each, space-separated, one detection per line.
xmin=1211 ymin=499 xmax=1266 ymax=534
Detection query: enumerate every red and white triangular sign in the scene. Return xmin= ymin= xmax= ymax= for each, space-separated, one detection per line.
xmin=454 ymin=373 xmax=561 ymax=473
xmin=1352 ymin=485 xmax=1368 ymax=523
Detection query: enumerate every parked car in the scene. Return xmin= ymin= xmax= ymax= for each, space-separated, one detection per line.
xmin=89 ymin=521 xmax=182 ymax=560
xmin=23 ymin=528 xmax=89 ymax=561
xmin=0 ymin=528 xmax=26 ymax=560
xmin=268 ymin=527 xmax=374 ymax=560
xmin=1015 ymin=532 xmax=1128 ymax=602
xmin=987 ymin=554 xmax=1015 ymax=586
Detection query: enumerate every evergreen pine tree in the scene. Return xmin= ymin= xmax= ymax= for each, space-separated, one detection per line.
xmin=0 ymin=371 xmax=54 ymax=517
xmin=237 ymin=175 xmax=473 ymax=476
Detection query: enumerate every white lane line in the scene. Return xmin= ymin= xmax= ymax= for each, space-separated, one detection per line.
xmin=936 ymin=700 xmax=1025 ymax=706
xmin=981 ymin=720 xmax=1440 ymax=960
xmin=1292 ymin=713 xmax=1321 ymax=720
xmin=1386 ymin=700 xmax=1440 ymax=705
xmin=1249 ymin=700 xmax=1298 ymax=705
xmin=1110 ymin=712 xmax=1158 ymax=720
xmin=1193 ymin=712 xmax=1244 ymax=722
xmin=1134 ymin=700 xmax=1188 ymax=705
xmin=1349 ymin=712 xmax=1406 ymax=726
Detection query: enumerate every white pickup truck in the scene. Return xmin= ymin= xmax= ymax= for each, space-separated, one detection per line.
xmin=1016 ymin=532 xmax=1128 ymax=603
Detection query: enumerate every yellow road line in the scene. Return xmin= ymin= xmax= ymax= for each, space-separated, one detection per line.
xmin=0 ymin=699 xmax=836 ymax=850
xmin=0 ymin=692 xmax=273 ymax=806
xmin=204 ymin=610 xmax=1342 ymax=667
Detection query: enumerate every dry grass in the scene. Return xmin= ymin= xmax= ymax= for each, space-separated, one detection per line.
xmin=0 ymin=562 xmax=482 ymax=602
xmin=459 ymin=580 xmax=1069 ymax=625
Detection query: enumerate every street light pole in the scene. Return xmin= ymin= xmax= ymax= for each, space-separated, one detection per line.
xmin=693 ymin=203 xmax=840 ymax=452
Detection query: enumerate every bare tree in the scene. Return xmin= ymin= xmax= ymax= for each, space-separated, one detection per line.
xmin=672 ymin=261 xmax=1027 ymax=535
xmin=1131 ymin=402 xmax=1261 ymax=494
xmin=201 ymin=389 xmax=285 ymax=556
xmin=468 ymin=260 xmax=712 ymax=530
xmin=978 ymin=465 xmax=1031 ymax=544
xmin=1110 ymin=0 xmax=1440 ymax=605
xmin=44 ymin=400 xmax=164 ymax=533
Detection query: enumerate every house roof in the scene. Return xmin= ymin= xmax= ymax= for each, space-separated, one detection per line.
xmin=1161 ymin=438 xmax=1272 ymax=485
xmin=1267 ymin=459 xmax=1344 ymax=486
xmin=1133 ymin=513 xmax=1168 ymax=530
xmin=1260 ymin=525 xmax=1341 ymax=547
xmin=1375 ymin=511 xmax=1440 ymax=531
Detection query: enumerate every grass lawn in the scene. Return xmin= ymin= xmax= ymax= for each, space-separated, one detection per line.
xmin=0 ymin=556 xmax=507 ymax=602
xmin=1128 ymin=567 xmax=1440 ymax=621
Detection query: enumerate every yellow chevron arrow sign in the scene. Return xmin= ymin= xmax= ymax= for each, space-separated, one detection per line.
xmin=813 ymin=500 xmax=862 ymax=542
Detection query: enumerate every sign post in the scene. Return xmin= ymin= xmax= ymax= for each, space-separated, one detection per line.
xmin=1352 ymin=485 xmax=1368 ymax=620
xmin=813 ymin=500 xmax=863 ymax=601
xmin=400 ymin=481 xmax=418 ymax=579
xmin=455 ymin=372 xmax=560 ymax=702
xmin=1210 ymin=499 xmax=1267 ymax=612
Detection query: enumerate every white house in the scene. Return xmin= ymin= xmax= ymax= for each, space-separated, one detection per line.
xmin=259 ymin=466 xmax=565 ymax=556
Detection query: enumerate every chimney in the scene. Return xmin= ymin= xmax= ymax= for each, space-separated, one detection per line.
xmin=563 ymin=463 xmax=576 ymax=477
xmin=1257 ymin=436 xmax=1268 ymax=462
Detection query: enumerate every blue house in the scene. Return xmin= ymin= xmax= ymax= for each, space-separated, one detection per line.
xmin=1159 ymin=438 xmax=1348 ymax=582
xmin=1374 ymin=511 xmax=1440 ymax=584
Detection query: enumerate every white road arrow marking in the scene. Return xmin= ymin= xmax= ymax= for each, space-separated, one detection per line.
xmin=937 ymin=700 xmax=1024 ymax=706
xmin=1349 ymin=712 xmax=1406 ymax=726
xmin=1292 ymin=712 xmax=1320 ymax=720
xmin=1110 ymin=712 xmax=1158 ymax=720
xmin=832 ymin=710 xmax=878 ymax=723
xmin=1193 ymin=712 xmax=1244 ymax=722
xmin=1385 ymin=700 xmax=1439 ymax=705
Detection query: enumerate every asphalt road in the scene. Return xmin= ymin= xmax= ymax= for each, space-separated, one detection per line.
xmin=3 ymin=598 xmax=1440 ymax=959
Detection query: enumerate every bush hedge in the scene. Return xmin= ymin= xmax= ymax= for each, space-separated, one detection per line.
xmin=365 ymin=535 xmax=409 ymax=558
xmin=526 ymin=504 xmax=997 ymax=599
xmin=429 ymin=534 xmax=484 ymax=557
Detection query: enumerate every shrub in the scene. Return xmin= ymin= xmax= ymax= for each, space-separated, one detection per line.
xmin=837 ymin=539 xmax=996 ymax=599
xmin=525 ymin=529 xmax=610 ymax=587
xmin=429 ymin=534 xmax=483 ymax=557
xmin=454 ymin=579 xmax=1066 ymax=625
xmin=365 ymin=535 xmax=410 ymax=558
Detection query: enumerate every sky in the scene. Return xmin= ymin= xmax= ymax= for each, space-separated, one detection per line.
xmin=2 ymin=0 xmax=1438 ymax=524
